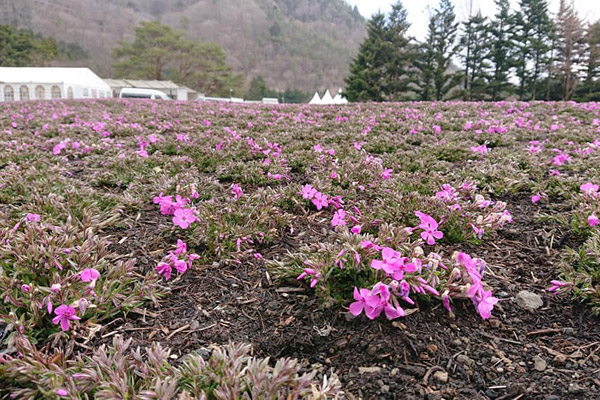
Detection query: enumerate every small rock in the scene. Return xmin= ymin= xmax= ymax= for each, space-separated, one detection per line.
xmin=451 ymin=339 xmax=462 ymax=347
xmin=489 ymin=318 xmax=501 ymax=328
xmin=457 ymin=354 xmax=475 ymax=369
xmin=190 ymin=320 xmax=200 ymax=330
xmin=367 ymin=345 xmax=378 ymax=356
xmin=381 ymin=385 xmax=390 ymax=394
xmin=515 ymin=290 xmax=543 ymax=311
xmin=568 ymin=383 xmax=585 ymax=394
xmin=433 ymin=370 xmax=449 ymax=384
xmin=427 ymin=344 xmax=439 ymax=354
xmin=553 ymin=353 xmax=567 ymax=365
xmin=390 ymin=368 xmax=399 ymax=377
xmin=533 ymin=355 xmax=547 ymax=372
xmin=359 ymin=366 xmax=382 ymax=374
xmin=335 ymin=339 xmax=348 ymax=349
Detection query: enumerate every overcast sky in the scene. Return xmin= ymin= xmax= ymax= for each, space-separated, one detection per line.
xmin=345 ymin=0 xmax=599 ymax=41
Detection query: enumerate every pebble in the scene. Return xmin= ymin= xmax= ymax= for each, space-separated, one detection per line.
xmin=433 ymin=370 xmax=449 ymax=384
xmin=457 ymin=354 xmax=475 ymax=369
xmin=190 ymin=320 xmax=200 ymax=330
xmin=367 ymin=345 xmax=378 ymax=356
xmin=533 ymin=355 xmax=547 ymax=372
xmin=515 ymin=290 xmax=543 ymax=311
xmin=568 ymin=383 xmax=585 ymax=394
xmin=359 ymin=366 xmax=382 ymax=374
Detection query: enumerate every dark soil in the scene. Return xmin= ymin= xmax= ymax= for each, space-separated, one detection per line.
xmin=95 ymin=194 xmax=600 ymax=400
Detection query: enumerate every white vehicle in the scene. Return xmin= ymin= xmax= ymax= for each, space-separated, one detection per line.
xmin=119 ymin=88 xmax=170 ymax=100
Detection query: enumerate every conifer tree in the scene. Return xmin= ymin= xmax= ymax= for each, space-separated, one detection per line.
xmin=488 ymin=0 xmax=515 ymax=100
xmin=460 ymin=12 xmax=491 ymax=100
xmin=344 ymin=13 xmax=390 ymax=102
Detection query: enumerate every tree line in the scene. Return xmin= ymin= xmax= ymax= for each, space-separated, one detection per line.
xmin=345 ymin=0 xmax=600 ymax=102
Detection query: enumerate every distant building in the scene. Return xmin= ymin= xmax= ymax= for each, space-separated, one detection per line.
xmin=0 ymin=67 xmax=111 ymax=102
xmin=103 ymin=79 xmax=196 ymax=100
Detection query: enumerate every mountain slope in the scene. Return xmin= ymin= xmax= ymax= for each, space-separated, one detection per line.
xmin=0 ymin=0 xmax=366 ymax=92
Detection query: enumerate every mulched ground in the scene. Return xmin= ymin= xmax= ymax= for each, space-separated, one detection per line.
xmin=94 ymin=194 xmax=600 ymax=400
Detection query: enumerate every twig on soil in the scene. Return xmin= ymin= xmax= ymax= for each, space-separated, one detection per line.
xmin=166 ymin=324 xmax=190 ymax=339
xmin=480 ymin=332 xmax=521 ymax=345
xmin=526 ymin=328 xmax=561 ymax=336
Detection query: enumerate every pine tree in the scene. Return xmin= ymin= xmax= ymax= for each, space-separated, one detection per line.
xmin=488 ymin=0 xmax=515 ymax=100
xmin=556 ymin=0 xmax=586 ymax=100
xmin=433 ymin=0 xmax=461 ymax=100
xmin=460 ymin=12 xmax=491 ymax=100
xmin=513 ymin=0 xmax=553 ymax=100
xmin=413 ymin=16 xmax=437 ymax=101
xmin=577 ymin=21 xmax=600 ymax=100
xmin=414 ymin=0 xmax=461 ymax=101
xmin=344 ymin=13 xmax=390 ymax=102
xmin=385 ymin=1 xmax=414 ymax=100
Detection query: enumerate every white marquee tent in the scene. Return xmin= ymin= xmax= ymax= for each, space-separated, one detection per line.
xmin=0 ymin=67 xmax=111 ymax=102
xmin=333 ymin=89 xmax=348 ymax=105
xmin=309 ymin=91 xmax=322 ymax=105
xmin=309 ymin=88 xmax=348 ymax=105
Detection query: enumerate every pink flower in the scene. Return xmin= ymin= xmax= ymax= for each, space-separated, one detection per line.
xmin=80 ymin=268 xmax=100 ymax=283
xmin=156 ymin=262 xmax=172 ymax=280
xmin=301 ymin=184 xmax=317 ymax=200
xmin=433 ymin=125 xmax=441 ymax=134
xmin=477 ymin=290 xmax=498 ymax=320
xmin=173 ymin=259 xmax=188 ymax=274
xmin=52 ymin=305 xmax=80 ymax=331
xmin=531 ymin=192 xmax=541 ymax=204
xmin=175 ymin=239 xmax=187 ymax=255
xmin=415 ymin=211 xmax=443 ymax=245
xmin=55 ymin=389 xmax=69 ymax=397
xmin=588 ymin=214 xmax=599 ymax=227
xmin=231 ymin=184 xmax=243 ymax=200
xmin=580 ymin=182 xmax=599 ymax=197
xmin=331 ymin=209 xmax=347 ymax=227
xmin=312 ymin=192 xmax=329 ymax=210
xmin=351 ymin=225 xmax=362 ymax=234
xmin=21 ymin=284 xmax=31 ymax=293
xmin=381 ymin=168 xmax=393 ymax=180
xmin=173 ymin=208 xmax=197 ymax=229
xmin=25 ymin=213 xmax=41 ymax=222
xmin=297 ymin=268 xmax=320 ymax=288
xmin=349 ymin=287 xmax=374 ymax=316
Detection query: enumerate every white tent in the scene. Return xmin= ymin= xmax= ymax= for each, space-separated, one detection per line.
xmin=333 ymin=88 xmax=348 ymax=105
xmin=309 ymin=91 xmax=322 ymax=105
xmin=321 ymin=89 xmax=334 ymax=105
xmin=0 ymin=67 xmax=111 ymax=101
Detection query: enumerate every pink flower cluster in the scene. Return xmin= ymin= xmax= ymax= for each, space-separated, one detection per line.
xmin=154 ymin=193 xmax=199 ymax=229
xmin=155 ymin=239 xmax=199 ymax=281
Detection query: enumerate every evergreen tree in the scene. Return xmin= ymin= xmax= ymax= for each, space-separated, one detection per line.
xmin=577 ymin=21 xmax=600 ymax=101
xmin=513 ymin=0 xmax=553 ymax=100
xmin=413 ymin=16 xmax=437 ymax=101
xmin=432 ymin=0 xmax=461 ymax=100
xmin=488 ymin=0 xmax=515 ymax=100
xmin=344 ymin=13 xmax=389 ymax=102
xmin=385 ymin=1 xmax=414 ymax=100
xmin=555 ymin=0 xmax=586 ymax=100
xmin=112 ymin=21 xmax=243 ymax=96
xmin=414 ymin=0 xmax=461 ymax=101
xmin=460 ymin=12 xmax=491 ymax=100
xmin=0 ymin=25 xmax=58 ymax=67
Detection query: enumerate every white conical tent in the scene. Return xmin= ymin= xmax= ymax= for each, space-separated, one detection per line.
xmin=309 ymin=91 xmax=322 ymax=104
xmin=321 ymin=89 xmax=334 ymax=105
xmin=333 ymin=88 xmax=348 ymax=104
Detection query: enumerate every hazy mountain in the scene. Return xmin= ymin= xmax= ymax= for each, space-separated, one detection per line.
xmin=0 ymin=0 xmax=366 ymax=91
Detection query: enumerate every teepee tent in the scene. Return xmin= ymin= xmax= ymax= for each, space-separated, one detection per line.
xmin=309 ymin=91 xmax=322 ymax=105
xmin=333 ymin=88 xmax=348 ymax=105
xmin=321 ymin=89 xmax=334 ymax=105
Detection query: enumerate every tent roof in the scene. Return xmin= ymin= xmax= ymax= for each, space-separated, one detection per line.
xmin=309 ymin=91 xmax=322 ymax=104
xmin=0 ymin=67 xmax=109 ymax=89
xmin=104 ymin=79 xmax=180 ymax=90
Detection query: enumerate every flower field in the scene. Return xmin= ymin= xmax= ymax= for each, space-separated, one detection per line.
xmin=1 ymin=99 xmax=600 ymax=398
